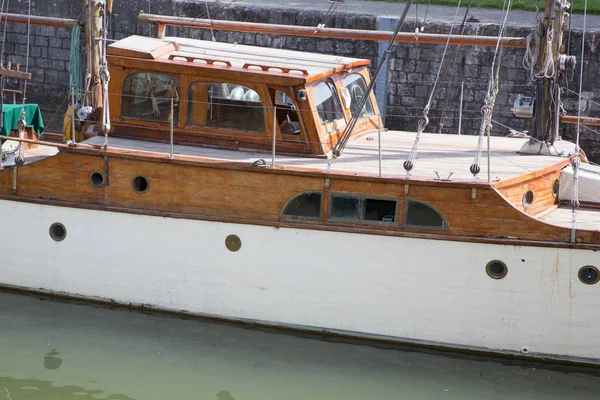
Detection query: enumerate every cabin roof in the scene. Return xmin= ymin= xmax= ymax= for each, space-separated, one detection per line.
xmin=108 ymin=35 xmax=370 ymax=82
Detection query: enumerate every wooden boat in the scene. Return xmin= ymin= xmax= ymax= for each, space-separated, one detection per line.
xmin=0 ymin=0 xmax=599 ymax=366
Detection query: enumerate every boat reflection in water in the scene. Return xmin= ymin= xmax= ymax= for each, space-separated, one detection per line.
xmin=0 ymin=292 xmax=599 ymax=400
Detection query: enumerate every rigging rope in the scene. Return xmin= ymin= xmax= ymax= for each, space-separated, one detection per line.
xmin=572 ymin=0 xmax=588 ymax=243
xmin=69 ymin=24 xmax=82 ymax=92
xmin=402 ymin=0 xmax=464 ymax=177
xmin=14 ymin=0 xmax=31 ymax=165
xmin=315 ymin=0 xmax=343 ymax=33
xmin=438 ymin=0 xmax=474 ymax=132
xmin=469 ymin=0 xmax=512 ymax=180
xmin=329 ymin=0 xmax=414 ymax=163
xmin=0 ymin=0 xmax=9 ymax=134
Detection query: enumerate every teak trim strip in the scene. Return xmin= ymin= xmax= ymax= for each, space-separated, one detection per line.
xmin=138 ymin=13 xmax=527 ymax=48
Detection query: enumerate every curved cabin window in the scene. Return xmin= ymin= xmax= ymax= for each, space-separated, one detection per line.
xmin=282 ymin=192 xmax=322 ymax=219
xmin=343 ymin=74 xmax=375 ymax=118
xmin=404 ymin=199 xmax=447 ymax=229
xmin=121 ymin=73 xmax=180 ymax=122
xmin=329 ymin=194 xmax=396 ymax=223
xmin=313 ymin=80 xmax=345 ymax=126
xmin=187 ymin=82 xmax=265 ymax=132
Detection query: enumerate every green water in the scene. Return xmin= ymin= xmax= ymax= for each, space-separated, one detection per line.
xmin=0 ymin=292 xmax=598 ymax=400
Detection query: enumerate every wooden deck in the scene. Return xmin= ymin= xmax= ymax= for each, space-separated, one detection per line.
xmin=541 ymin=206 xmax=600 ymax=230
xmin=85 ymin=130 xmax=577 ymax=183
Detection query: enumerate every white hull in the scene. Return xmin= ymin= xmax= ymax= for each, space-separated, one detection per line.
xmin=1 ymin=199 xmax=598 ymax=363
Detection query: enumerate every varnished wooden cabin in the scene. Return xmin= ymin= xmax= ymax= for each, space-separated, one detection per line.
xmin=107 ymin=36 xmax=381 ymax=155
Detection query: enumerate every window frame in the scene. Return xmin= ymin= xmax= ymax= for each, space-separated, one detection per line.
xmin=402 ymin=198 xmax=449 ymax=230
xmin=120 ymin=71 xmax=181 ymax=124
xmin=280 ymin=191 xmax=324 ymax=221
xmin=312 ymin=79 xmax=347 ymax=134
xmin=327 ymin=193 xmax=399 ymax=226
xmin=271 ymin=87 xmax=307 ymax=142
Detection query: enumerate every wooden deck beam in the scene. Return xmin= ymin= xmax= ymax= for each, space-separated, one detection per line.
xmin=138 ymin=13 xmax=527 ymax=48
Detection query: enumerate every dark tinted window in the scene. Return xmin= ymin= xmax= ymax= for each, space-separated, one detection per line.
xmin=405 ymin=200 xmax=446 ymax=228
xmin=122 ymin=73 xmax=180 ymax=122
xmin=365 ymin=199 xmax=396 ymax=222
xmin=283 ymin=192 xmax=322 ymax=219
xmin=330 ymin=195 xmax=396 ymax=223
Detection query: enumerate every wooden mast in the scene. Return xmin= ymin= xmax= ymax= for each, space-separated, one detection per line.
xmin=528 ymin=0 xmax=570 ymax=149
xmin=84 ymin=0 xmax=103 ymax=110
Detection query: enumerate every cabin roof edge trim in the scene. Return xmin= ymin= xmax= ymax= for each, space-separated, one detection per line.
xmin=107 ymin=35 xmax=370 ymax=82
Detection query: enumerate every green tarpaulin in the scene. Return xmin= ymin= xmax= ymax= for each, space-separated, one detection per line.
xmin=0 ymin=104 xmax=44 ymax=137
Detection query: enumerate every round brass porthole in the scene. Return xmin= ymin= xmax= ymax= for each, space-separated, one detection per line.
xmin=49 ymin=223 xmax=67 ymax=242
xmin=578 ymin=266 xmax=600 ymax=285
xmin=486 ymin=260 xmax=508 ymax=279
xmin=90 ymin=170 xmax=106 ymax=188
xmin=522 ymin=190 xmax=534 ymax=209
xmin=225 ymin=234 xmax=242 ymax=252
xmin=552 ymin=179 xmax=559 ymax=198
xmin=132 ymin=175 xmax=149 ymax=194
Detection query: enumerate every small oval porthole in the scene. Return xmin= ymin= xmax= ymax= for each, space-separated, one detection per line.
xmin=49 ymin=223 xmax=67 ymax=242
xmin=522 ymin=190 xmax=534 ymax=209
xmin=90 ymin=171 xmax=106 ymax=188
xmin=132 ymin=175 xmax=149 ymax=194
xmin=486 ymin=260 xmax=508 ymax=280
xmin=578 ymin=266 xmax=600 ymax=285
xmin=552 ymin=179 xmax=559 ymax=198
xmin=225 ymin=234 xmax=242 ymax=252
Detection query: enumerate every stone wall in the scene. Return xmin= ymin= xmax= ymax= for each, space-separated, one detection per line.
xmin=2 ymin=1 xmax=599 ymax=160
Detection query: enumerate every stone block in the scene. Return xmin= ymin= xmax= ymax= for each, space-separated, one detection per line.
xmin=52 ymin=60 xmax=66 ymax=71
xmin=35 ymin=36 xmax=49 ymax=47
xmin=45 ymin=69 xmax=59 ymax=84
xmin=49 ymin=38 xmax=62 ymax=48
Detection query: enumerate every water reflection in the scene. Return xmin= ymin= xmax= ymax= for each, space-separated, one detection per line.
xmin=0 ymin=292 xmax=598 ymax=400
xmin=0 ymin=376 xmax=134 ymax=399
xmin=43 ymin=350 xmax=63 ymax=370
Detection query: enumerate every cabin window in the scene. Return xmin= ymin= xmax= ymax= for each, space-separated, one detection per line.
xmin=282 ymin=192 xmax=322 ymax=219
xmin=313 ymin=80 xmax=345 ymax=126
xmin=342 ymin=74 xmax=375 ymax=118
xmin=187 ymin=82 xmax=265 ymax=132
xmin=404 ymin=199 xmax=447 ymax=229
xmin=121 ymin=73 xmax=180 ymax=122
xmin=329 ymin=195 xmax=396 ymax=223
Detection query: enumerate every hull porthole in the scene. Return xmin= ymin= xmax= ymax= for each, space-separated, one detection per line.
xmin=49 ymin=223 xmax=67 ymax=242
xmin=486 ymin=260 xmax=508 ymax=279
xmin=90 ymin=170 xmax=106 ymax=188
xmin=132 ymin=175 xmax=150 ymax=194
xmin=225 ymin=234 xmax=242 ymax=252
xmin=578 ymin=266 xmax=600 ymax=285
xmin=522 ymin=190 xmax=534 ymax=209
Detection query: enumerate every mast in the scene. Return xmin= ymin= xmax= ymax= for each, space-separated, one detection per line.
xmin=526 ymin=0 xmax=574 ymax=153
xmin=84 ymin=0 xmax=103 ymax=110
